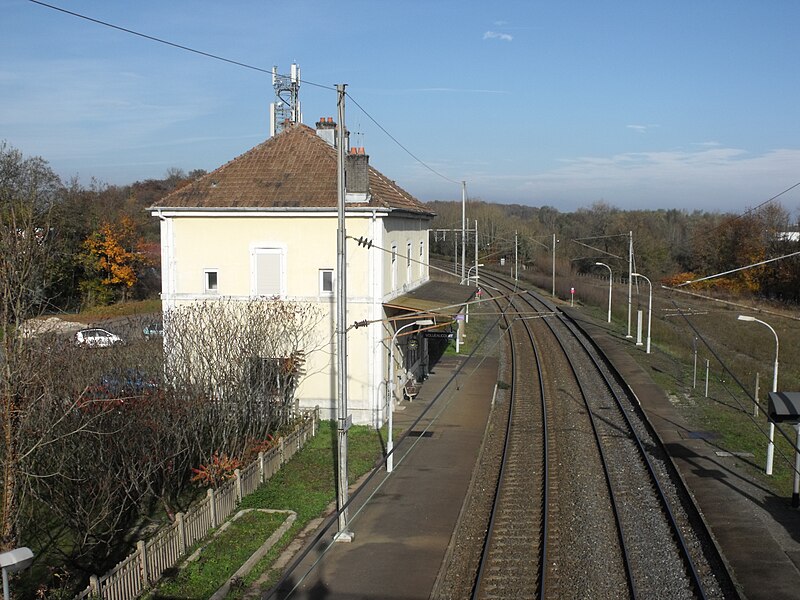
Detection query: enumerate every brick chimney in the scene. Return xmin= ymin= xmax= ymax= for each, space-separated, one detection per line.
xmin=345 ymin=146 xmax=370 ymax=202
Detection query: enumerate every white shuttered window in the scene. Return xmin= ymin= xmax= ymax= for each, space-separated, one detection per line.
xmin=252 ymin=248 xmax=284 ymax=297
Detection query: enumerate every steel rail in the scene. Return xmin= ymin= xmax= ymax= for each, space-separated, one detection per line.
xmin=511 ymin=272 xmax=708 ymax=598
xmin=556 ymin=307 xmax=709 ymax=599
xmin=470 ymin=283 xmax=549 ymax=599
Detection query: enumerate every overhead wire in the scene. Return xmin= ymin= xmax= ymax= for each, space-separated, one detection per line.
xmin=344 ymin=92 xmax=463 ymax=186
xmin=27 ymin=0 xmax=335 ymax=90
xmin=687 ymin=181 xmax=800 ymax=245
xmin=28 ymin=0 xmax=465 ymax=190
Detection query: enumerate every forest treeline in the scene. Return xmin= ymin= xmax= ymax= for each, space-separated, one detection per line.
xmin=1 ymin=141 xmax=204 ymax=313
xmin=429 ymin=199 xmax=800 ymax=303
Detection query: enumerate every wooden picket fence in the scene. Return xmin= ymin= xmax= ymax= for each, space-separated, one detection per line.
xmin=74 ymin=407 xmax=320 ymax=600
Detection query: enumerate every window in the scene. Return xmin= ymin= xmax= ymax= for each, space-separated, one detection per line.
xmin=419 ymin=241 xmax=424 ymax=277
xmin=406 ymin=242 xmax=412 ymax=283
xmin=252 ymin=248 xmax=283 ymax=297
xmin=391 ymin=244 xmax=397 ymax=290
xmin=204 ymin=269 xmax=219 ymax=294
xmin=319 ymin=269 xmax=334 ymax=295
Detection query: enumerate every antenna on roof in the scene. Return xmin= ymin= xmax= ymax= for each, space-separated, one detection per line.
xmin=269 ymin=62 xmax=302 ymax=137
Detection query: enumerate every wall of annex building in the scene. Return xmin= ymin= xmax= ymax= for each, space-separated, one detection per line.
xmin=381 ymin=215 xmax=431 ymax=301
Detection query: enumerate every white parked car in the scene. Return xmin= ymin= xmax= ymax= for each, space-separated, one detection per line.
xmin=75 ymin=328 xmax=123 ymax=348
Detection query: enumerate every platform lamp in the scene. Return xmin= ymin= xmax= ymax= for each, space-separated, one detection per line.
xmin=387 ymin=319 xmax=433 ymax=472
xmin=0 ymin=547 xmax=34 ymax=600
xmin=738 ymin=315 xmax=778 ymax=475
xmin=594 ymin=262 xmax=613 ymax=323
xmin=631 ymin=272 xmax=652 ymax=354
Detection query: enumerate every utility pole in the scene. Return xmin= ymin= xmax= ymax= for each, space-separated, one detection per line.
xmin=334 ymin=84 xmax=353 ymax=542
xmin=474 ymin=219 xmax=479 ymax=284
xmin=514 ymin=232 xmax=518 ymax=280
xmin=552 ymin=233 xmax=556 ymax=297
xmin=626 ymin=231 xmax=633 ymax=338
xmin=461 ymin=181 xmax=466 ymax=285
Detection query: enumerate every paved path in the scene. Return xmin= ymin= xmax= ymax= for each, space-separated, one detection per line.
xmin=270 ymin=355 xmax=497 ymax=600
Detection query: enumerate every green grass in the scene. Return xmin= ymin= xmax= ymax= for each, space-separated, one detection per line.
xmin=150 ymin=422 xmax=383 ymax=598
xmin=153 ymin=511 xmax=287 ymax=599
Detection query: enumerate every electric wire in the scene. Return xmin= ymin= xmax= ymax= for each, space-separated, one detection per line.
xmin=27 ymin=0 xmax=335 ymax=91
xmin=687 ymin=181 xmax=800 ymax=245
xmin=344 ymin=92 xmax=463 ymax=186
xmin=28 ymin=0 xmax=466 ymax=191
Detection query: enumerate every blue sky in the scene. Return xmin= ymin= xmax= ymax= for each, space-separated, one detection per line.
xmin=4 ymin=1 xmax=800 ymax=213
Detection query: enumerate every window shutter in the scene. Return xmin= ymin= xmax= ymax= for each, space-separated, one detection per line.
xmin=255 ymin=251 xmax=282 ymax=296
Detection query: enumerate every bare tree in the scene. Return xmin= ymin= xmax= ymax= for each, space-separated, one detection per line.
xmin=0 ymin=142 xmax=63 ymax=550
xmin=162 ymin=298 xmax=324 ymax=481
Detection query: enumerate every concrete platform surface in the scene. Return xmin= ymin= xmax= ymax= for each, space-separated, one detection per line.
xmin=269 ymin=354 xmax=498 ymax=600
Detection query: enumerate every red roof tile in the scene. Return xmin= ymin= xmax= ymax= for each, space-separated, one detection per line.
xmin=153 ymin=123 xmax=433 ymax=215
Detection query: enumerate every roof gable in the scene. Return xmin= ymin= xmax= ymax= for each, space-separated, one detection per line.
xmin=153 ymin=124 xmax=432 ymax=215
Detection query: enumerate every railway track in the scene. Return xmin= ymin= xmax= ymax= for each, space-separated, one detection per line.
xmin=456 ymin=271 xmax=738 ymax=599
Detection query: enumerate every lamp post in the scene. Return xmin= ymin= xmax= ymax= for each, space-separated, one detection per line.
xmin=387 ymin=319 xmax=433 ymax=472
xmin=0 ymin=548 xmax=34 ymax=600
xmin=552 ymin=233 xmax=557 ymax=297
xmin=595 ymin=262 xmax=613 ymax=323
xmin=631 ymin=272 xmax=652 ymax=354
xmin=738 ymin=315 xmax=778 ymax=475
xmin=465 ymin=263 xmax=484 ymax=285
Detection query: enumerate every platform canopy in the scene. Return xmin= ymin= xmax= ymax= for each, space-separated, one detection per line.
xmin=384 ymin=280 xmax=477 ymax=321
xmin=768 ymin=391 xmax=800 ymax=423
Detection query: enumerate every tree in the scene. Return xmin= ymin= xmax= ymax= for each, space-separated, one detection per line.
xmin=81 ymin=216 xmax=149 ymax=304
xmin=163 ymin=298 xmax=322 ymax=451
xmin=0 ymin=141 xmax=62 ymax=550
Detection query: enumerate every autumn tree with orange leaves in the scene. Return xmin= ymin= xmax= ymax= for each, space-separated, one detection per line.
xmin=81 ymin=216 xmax=150 ymax=304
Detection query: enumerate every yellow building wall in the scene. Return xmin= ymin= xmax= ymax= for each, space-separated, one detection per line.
xmin=162 ymin=211 xmax=407 ymax=425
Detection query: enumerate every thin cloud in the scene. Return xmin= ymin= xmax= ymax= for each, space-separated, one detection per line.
xmin=627 ymin=124 xmax=660 ymax=134
xmin=361 ymin=87 xmax=510 ymax=95
xmin=437 ymin=146 xmax=800 ymax=212
xmin=484 ymin=31 xmax=513 ymax=42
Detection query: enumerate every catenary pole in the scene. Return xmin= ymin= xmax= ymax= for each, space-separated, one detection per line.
xmin=627 ymin=230 xmax=633 ymax=338
xmin=474 ymin=219 xmax=479 ymax=284
xmin=334 ymin=84 xmax=352 ymax=541
xmin=461 ymin=181 xmax=466 ymax=284
xmin=552 ymin=233 xmax=556 ymax=296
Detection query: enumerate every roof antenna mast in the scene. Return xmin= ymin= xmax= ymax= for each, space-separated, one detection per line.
xmin=270 ymin=63 xmax=302 ymax=137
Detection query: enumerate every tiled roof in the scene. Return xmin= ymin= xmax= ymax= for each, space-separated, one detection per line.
xmin=153 ymin=123 xmax=433 ymax=215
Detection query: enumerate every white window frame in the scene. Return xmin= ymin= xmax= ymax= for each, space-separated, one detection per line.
xmin=419 ymin=241 xmax=424 ymax=277
xmin=250 ymin=246 xmax=286 ymax=298
xmin=319 ymin=268 xmax=334 ymax=296
xmin=391 ymin=244 xmax=398 ymax=290
xmin=406 ymin=241 xmax=412 ymax=283
xmin=204 ymin=269 xmax=219 ymax=294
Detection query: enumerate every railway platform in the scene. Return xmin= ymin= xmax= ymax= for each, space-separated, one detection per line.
xmin=564 ymin=308 xmax=800 ymax=600
xmin=267 ymin=354 xmax=498 ymax=599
